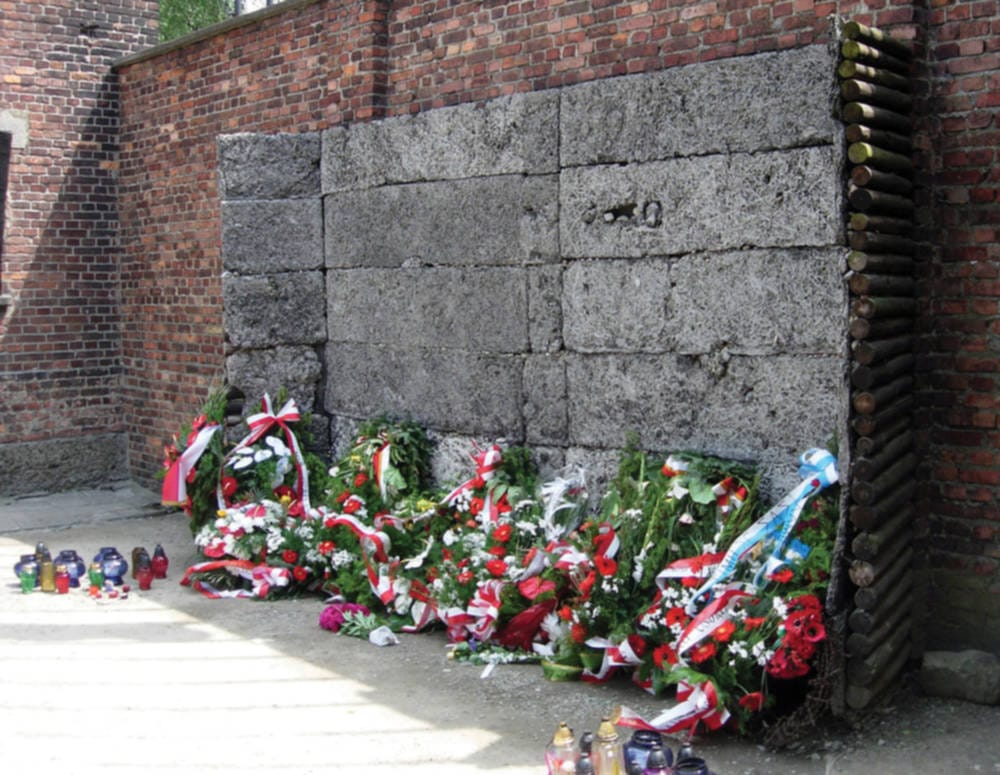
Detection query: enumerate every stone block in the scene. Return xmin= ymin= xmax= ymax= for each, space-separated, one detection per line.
xmin=563 ymin=258 xmax=675 ymax=352
xmin=326 ymin=267 xmax=528 ymax=352
xmin=325 ymin=174 xmax=559 ymax=268
xmin=560 ymin=147 xmax=842 ymax=258
xmin=566 ymin=353 xmax=842 ymax=489
xmin=523 ymin=354 xmax=567 ymax=445
xmin=218 ymin=132 xmax=321 ymax=199
xmin=221 ymin=199 xmax=323 ymax=273
xmin=920 ymin=650 xmax=1000 ymax=705
xmin=670 ymin=248 xmax=847 ymax=354
xmin=324 ymin=343 xmax=524 ymax=439
xmin=528 ymin=265 xmax=563 ymax=353
xmin=225 ymin=345 xmax=323 ymax=414
xmin=223 ymin=271 xmax=326 ymax=349
xmin=560 ymin=46 xmax=837 ymax=166
xmin=321 ymin=90 xmax=559 ymax=191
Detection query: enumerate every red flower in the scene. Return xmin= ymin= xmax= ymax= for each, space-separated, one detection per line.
xmin=689 ymin=642 xmax=717 ymax=664
xmin=426 ymin=566 xmax=438 ymax=582
xmin=577 ymin=570 xmax=597 ymax=599
xmin=661 ymin=462 xmax=682 ymax=477
xmin=557 ymin=605 xmax=573 ymax=621
xmin=457 ymin=570 xmax=474 ymax=585
xmin=486 ymin=559 xmax=508 ymax=577
xmin=492 ymin=523 xmax=512 ymax=542
xmin=768 ymin=568 xmax=794 ymax=583
xmin=518 ymin=577 xmax=556 ymax=601
xmin=281 ymin=549 xmax=298 ymax=564
xmin=343 ymin=496 xmax=363 ymax=514
xmin=594 ymin=555 xmax=618 ymax=577
xmin=793 ymin=594 xmax=823 ymax=613
xmin=496 ymin=494 xmax=512 ymax=513
xmin=292 ymin=566 xmax=309 ymax=582
xmin=766 ymin=646 xmax=810 ymax=679
xmin=191 ymin=414 xmax=207 ymax=432
xmin=487 ymin=545 xmax=506 ymax=557
xmin=287 ymin=499 xmax=305 ymax=518
xmin=739 ymin=692 xmax=765 ymax=712
xmin=665 ymin=607 xmax=689 ymax=627
xmin=441 ymin=548 xmax=453 ymax=561
xmin=743 ymin=616 xmax=767 ymax=631
xmin=323 ymin=517 xmax=336 ymax=529
xmin=335 ymin=490 xmax=351 ymax=504
xmin=353 ymin=472 xmax=368 ymax=488
xmin=571 ymin=622 xmax=587 ymax=644
xmin=469 ymin=497 xmax=484 ymax=516
xmin=712 ymin=621 xmax=736 ymax=643
xmin=496 ymin=600 xmax=556 ymax=651
xmin=221 ymin=476 xmax=238 ymax=498
xmin=626 ymin=634 xmax=647 ymax=659
xmin=653 ymin=643 xmax=678 ymax=669
xmin=317 ymin=541 xmax=336 ymax=556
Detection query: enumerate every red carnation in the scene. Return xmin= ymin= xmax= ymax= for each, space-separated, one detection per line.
xmin=281 ymin=549 xmax=298 ymax=565
xmin=712 ymin=621 xmax=737 ymax=643
xmin=486 ymin=559 xmax=507 ymax=577
xmin=292 ymin=566 xmax=309 ymax=582
xmin=653 ymin=643 xmax=678 ymax=669
xmin=492 ymin=523 xmax=512 ymax=542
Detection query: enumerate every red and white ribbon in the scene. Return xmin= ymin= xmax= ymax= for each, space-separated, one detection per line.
xmin=582 ymin=635 xmax=644 ymax=683
xmin=655 ymin=551 xmax=726 ymax=586
xmin=161 ymin=423 xmax=220 ymax=506
xmin=616 ymin=679 xmax=730 ymax=736
xmin=442 ymin=443 xmax=503 ymax=504
xmin=676 ymin=586 xmax=751 ymax=657
xmin=180 ymin=559 xmax=289 ymax=599
xmin=226 ymin=395 xmax=312 ymax=512
xmin=467 ymin=579 xmax=506 ymax=641
xmin=713 ymin=476 xmax=747 ymax=516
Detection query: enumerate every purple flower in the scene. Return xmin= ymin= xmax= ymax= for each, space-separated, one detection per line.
xmin=319 ymin=602 xmax=370 ymax=633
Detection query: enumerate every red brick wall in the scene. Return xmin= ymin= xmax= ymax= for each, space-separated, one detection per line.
xmin=918 ymin=0 xmax=1000 ymax=649
xmin=0 ymin=1 xmax=158 ymax=487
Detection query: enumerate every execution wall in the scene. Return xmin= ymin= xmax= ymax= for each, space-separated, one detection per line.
xmin=219 ymin=45 xmax=848 ymax=491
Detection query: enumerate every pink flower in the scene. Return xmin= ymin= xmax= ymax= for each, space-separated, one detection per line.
xmin=319 ymin=602 xmax=370 ymax=633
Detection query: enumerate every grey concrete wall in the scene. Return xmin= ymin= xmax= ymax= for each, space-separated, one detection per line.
xmin=219 ymin=45 xmax=848 ymax=493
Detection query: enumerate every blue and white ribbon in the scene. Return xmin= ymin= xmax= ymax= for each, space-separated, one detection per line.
xmin=685 ymin=448 xmax=838 ymax=615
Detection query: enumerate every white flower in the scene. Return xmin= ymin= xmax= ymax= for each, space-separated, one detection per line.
xmin=772 ymin=597 xmax=788 ymax=618
xmin=253 ymin=448 xmax=273 ymax=463
xmin=328 ymin=465 xmax=339 ymax=477
xmin=442 ymin=529 xmax=458 ymax=547
xmin=265 ymin=435 xmax=290 ymax=456
xmin=515 ymin=520 xmax=539 ymax=535
xmin=668 ymin=481 xmax=689 ymax=499
xmin=232 ymin=455 xmax=254 ymax=470
xmin=330 ymin=549 xmax=354 ymax=569
xmin=541 ymin=612 xmax=567 ymax=642
xmin=679 ymin=512 xmax=695 ymax=525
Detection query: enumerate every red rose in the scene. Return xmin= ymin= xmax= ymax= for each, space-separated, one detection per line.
xmin=281 ymin=549 xmax=299 ymax=564
xmin=492 ymin=523 xmax=512 ymax=542
xmin=739 ymin=692 xmax=765 ymax=712
xmin=689 ymin=642 xmax=717 ymax=664
xmin=292 ymin=566 xmax=309 ymax=582
xmin=486 ymin=559 xmax=507 ymax=577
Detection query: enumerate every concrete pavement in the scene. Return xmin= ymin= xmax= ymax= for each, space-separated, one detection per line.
xmin=2 ymin=484 xmax=999 ymax=774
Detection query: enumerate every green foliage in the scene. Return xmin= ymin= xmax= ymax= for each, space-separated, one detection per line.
xmin=159 ymin=0 xmax=233 ymax=42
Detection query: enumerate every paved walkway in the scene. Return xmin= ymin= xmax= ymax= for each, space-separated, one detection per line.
xmin=2 ymin=485 xmax=999 ymax=774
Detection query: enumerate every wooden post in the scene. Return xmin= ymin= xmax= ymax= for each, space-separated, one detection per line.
xmin=851 ymin=502 xmax=915 ymax=559
xmin=841 ymin=39 xmax=911 ymax=75
xmin=847 ymin=588 xmax=912 ymax=656
xmin=849 ymin=315 xmax=913 ymax=341
xmin=851 ymin=429 xmax=913 ymax=479
xmin=842 ymin=20 xmax=914 ymax=61
xmin=850 ymin=164 xmax=913 ymax=195
xmin=849 ymin=230 xmax=917 ymax=255
xmin=851 ymin=354 xmax=915 ymax=391
xmin=849 ymin=212 xmax=913 ymax=235
xmin=841 ymin=79 xmax=912 ymax=112
xmin=847 ymin=142 xmax=913 ymax=175
xmin=837 ymin=60 xmax=912 ymax=93
xmin=851 ymin=335 xmax=913 ymax=366
xmin=848 ymin=185 xmax=914 ymax=215
xmin=842 ymin=102 xmax=912 ymax=134
xmin=850 ymin=451 xmax=917 ymax=505
xmin=855 ymin=415 xmax=910 ymax=457
xmin=853 ymin=547 xmax=914 ymax=612
xmin=849 ymin=476 xmax=915 ymax=531
xmin=846 ymin=646 xmax=911 ymax=709
xmin=852 ymin=295 xmax=916 ymax=319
